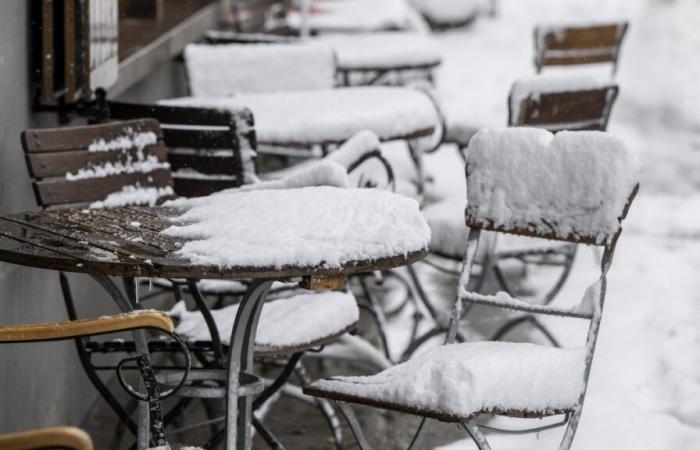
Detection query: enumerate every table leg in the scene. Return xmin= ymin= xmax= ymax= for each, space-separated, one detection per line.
xmin=91 ymin=275 xmax=151 ymax=450
xmin=226 ymin=279 xmax=273 ymax=450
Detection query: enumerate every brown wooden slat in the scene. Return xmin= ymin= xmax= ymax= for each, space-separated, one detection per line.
xmin=516 ymin=87 xmax=618 ymax=129
xmin=543 ymin=24 xmax=623 ymax=51
xmin=173 ymin=178 xmax=241 ymax=198
xmin=542 ymin=53 xmax=617 ymax=66
xmin=108 ymin=101 xmax=233 ymax=126
xmin=22 ymin=119 xmax=163 ymax=153
xmin=162 ymin=128 xmax=233 ymax=149
xmin=35 ymin=169 xmax=173 ymax=206
xmin=168 ymin=152 xmax=238 ymax=174
xmin=27 ymin=143 xmax=168 ymax=178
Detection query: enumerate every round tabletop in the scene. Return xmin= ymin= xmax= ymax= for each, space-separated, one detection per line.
xmin=0 ymin=206 xmax=426 ymax=280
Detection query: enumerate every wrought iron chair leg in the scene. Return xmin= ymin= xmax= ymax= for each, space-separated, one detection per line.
xmin=407 ymin=417 xmax=429 ymax=450
xmin=188 ymin=281 xmax=226 ymax=367
xmin=336 ymin=401 xmax=372 ymax=450
xmin=252 ymin=417 xmax=286 ymax=450
xmin=59 ymin=273 xmax=138 ymax=436
xmin=253 ymin=353 xmax=304 ymax=410
xmin=358 ymin=277 xmax=393 ymax=362
xmin=458 ymin=421 xmax=492 ymax=450
xmin=406 ymin=264 xmax=439 ymax=322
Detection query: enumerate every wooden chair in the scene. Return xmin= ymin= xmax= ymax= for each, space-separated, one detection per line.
xmin=534 ymin=22 xmax=629 ymax=75
xmin=106 ymin=100 xmax=257 ymax=197
xmin=304 ymin=127 xmax=640 ymax=450
xmin=0 ymin=311 xmax=185 ymax=449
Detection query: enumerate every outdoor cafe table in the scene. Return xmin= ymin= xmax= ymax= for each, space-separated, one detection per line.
xmin=0 ymin=205 xmax=426 ymax=449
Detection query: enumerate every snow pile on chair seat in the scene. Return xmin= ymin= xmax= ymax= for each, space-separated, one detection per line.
xmin=184 ymin=43 xmax=335 ymax=97
xmin=326 ymin=130 xmax=382 ymax=168
xmin=465 ymin=128 xmax=640 ymax=244
xmin=161 ymin=87 xmax=439 ymax=144
xmin=309 ymin=341 xmax=586 ymax=418
xmin=163 ymin=186 xmax=430 ymax=269
xmin=409 ymin=0 xmax=485 ymax=23
xmin=238 ymin=160 xmax=349 ymax=191
xmin=169 ymin=291 xmax=358 ymax=350
xmin=319 ymin=32 xmax=441 ymax=69
xmin=509 ymin=73 xmax=616 ymax=120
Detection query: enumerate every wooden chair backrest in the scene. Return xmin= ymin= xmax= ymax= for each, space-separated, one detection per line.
xmin=22 ymin=119 xmax=174 ymax=208
xmin=534 ymin=22 xmax=628 ymax=73
xmin=107 ymin=101 xmax=257 ymax=198
xmin=509 ymin=85 xmax=619 ymax=132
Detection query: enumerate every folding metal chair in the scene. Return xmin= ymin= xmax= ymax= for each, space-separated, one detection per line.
xmin=303 ymin=127 xmax=640 ymax=449
xmin=0 ymin=311 xmax=190 ymax=449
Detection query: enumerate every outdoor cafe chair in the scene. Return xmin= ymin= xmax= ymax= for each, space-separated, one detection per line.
xmin=20 ymin=118 xmax=363 ymax=449
xmin=0 ymin=310 xmax=188 ymax=449
xmin=406 ymin=74 xmax=621 ymax=356
xmin=304 ymin=127 xmax=640 ymax=450
xmin=534 ymin=22 xmax=629 ymax=76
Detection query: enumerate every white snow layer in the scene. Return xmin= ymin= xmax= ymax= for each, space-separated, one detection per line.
xmin=238 ymin=160 xmax=350 ymax=191
xmin=90 ymin=184 xmax=174 ymax=209
xmin=88 ymin=130 xmax=158 ymax=153
xmin=169 ymin=291 xmax=358 ymax=350
xmin=465 ymin=128 xmax=640 ymax=244
xmin=161 ymin=87 xmax=439 ymax=144
xmin=309 ymin=341 xmax=587 ymax=417
xmin=287 ymin=0 xmax=423 ymax=33
xmin=319 ymin=32 xmax=441 ymax=69
xmin=184 ymin=42 xmax=336 ymax=97
xmin=325 ymin=130 xmax=381 ymax=167
xmin=163 ymin=186 xmax=430 ymax=269
xmin=509 ymin=73 xmax=616 ymax=121
xmin=66 ymin=155 xmax=169 ymax=181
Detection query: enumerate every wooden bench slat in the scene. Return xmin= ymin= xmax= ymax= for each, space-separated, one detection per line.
xmin=26 ymin=143 xmax=168 ymax=178
xmin=35 ymin=169 xmax=173 ymax=206
xmin=173 ymin=178 xmax=241 ymax=198
xmin=22 ymin=119 xmax=163 ymax=153
xmin=162 ymin=128 xmax=233 ymax=149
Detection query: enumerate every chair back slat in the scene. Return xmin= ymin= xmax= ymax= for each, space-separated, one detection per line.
xmin=22 ymin=119 xmax=174 ymax=208
xmin=534 ymin=22 xmax=628 ymax=72
xmin=508 ymin=76 xmax=618 ymax=132
xmin=34 ymin=169 xmax=173 ymax=207
xmin=107 ymin=101 xmax=256 ymax=198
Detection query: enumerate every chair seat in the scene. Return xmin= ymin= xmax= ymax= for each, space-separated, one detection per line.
xmin=170 ymin=291 xmax=359 ymax=355
xmin=304 ymin=341 xmax=586 ymax=422
xmin=161 ymin=87 xmax=439 ymax=146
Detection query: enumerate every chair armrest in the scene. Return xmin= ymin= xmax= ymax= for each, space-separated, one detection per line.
xmin=0 ymin=311 xmax=174 ymax=344
xmin=0 ymin=426 xmax=93 ymax=450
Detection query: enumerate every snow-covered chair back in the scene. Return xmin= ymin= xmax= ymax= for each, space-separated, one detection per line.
xmin=534 ymin=22 xmax=628 ymax=75
xmin=464 ymin=128 xmax=639 ymax=246
xmin=508 ymin=74 xmax=619 ymax=132
xmin=184 ymin=42 xmax=336 ymax=97
xmin=326 ymin=130 xmax=395 ymax=191
xmin=22 ymin=119 xmax=175 ymax=209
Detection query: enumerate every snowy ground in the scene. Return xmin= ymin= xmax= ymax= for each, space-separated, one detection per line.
xmin=381 ymin=0 xmax=700 ymax=448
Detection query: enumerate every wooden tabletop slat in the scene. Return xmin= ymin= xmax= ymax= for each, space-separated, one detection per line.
xmin=0 ymin=207 xmax=426 ymax=279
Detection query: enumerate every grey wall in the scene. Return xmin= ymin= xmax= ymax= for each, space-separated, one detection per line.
xmin=0 ymin=0 xmax=187 ymax=434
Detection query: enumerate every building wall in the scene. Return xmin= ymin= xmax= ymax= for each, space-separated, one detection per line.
xmin=0 ymin=0 xmax=188 ymax=434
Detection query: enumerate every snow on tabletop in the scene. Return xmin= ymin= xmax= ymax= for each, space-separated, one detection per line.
xmin=465 ymin=128 xmax=640 ymax=244
xmin=160 ymin=87 xmax=439 ymax=144
xmin=169 ymin=291 xmax=358 ymax=349
xmin=318 ymin=32 xmax=441 ymax=69
xmin=88 ymin=128 xmax=158 ymax=153
xmin=509 ymin=73 xmax=616 ymax=121
xmin=310 ymin=341 xmax=587 ymax=417
xmin=184 ymin=42 xmax=335 ymax=97
xmin=90 ymin=184 xmax=174 ymax=209
xmin=162 ymin=186 xmax=430 ymax=269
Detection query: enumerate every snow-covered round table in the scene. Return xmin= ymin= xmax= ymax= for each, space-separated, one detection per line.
xmin=0 ymin=186 xmax=430 ymax=450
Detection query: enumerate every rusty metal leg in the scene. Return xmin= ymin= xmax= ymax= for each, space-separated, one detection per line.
xmin=91 ymin=275 xmax=151 ymax=450
xmin=407 ymin=417 xmax=429 ymax=450
xmin=226 ymin=280 xmax=273 ymax=450
xmin=336 ymin=401 xmax=372 ymax=450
